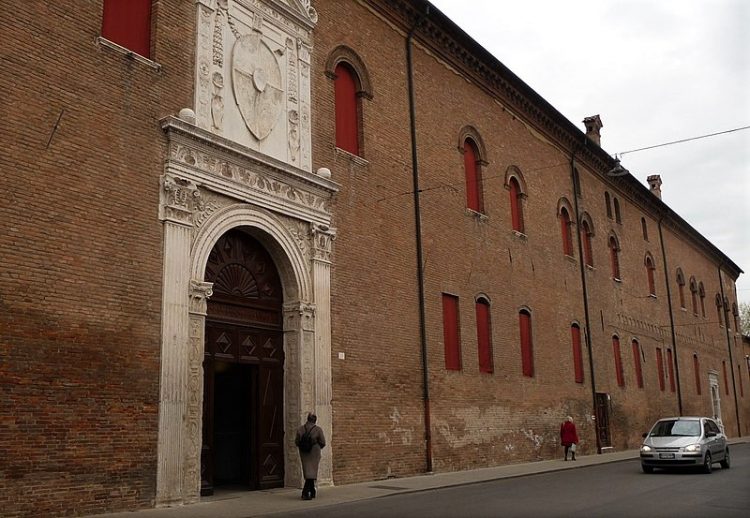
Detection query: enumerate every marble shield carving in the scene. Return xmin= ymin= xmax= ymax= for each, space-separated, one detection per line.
xmin=232 ymin=32 xmax=284 ymax=141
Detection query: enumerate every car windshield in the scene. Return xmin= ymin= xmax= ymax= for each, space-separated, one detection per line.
xmin=650 ymin=420 xmax=701 ymax=437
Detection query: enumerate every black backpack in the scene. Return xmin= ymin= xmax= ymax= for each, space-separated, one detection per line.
xmin=299 ymin=426 xmax=315 ymax=453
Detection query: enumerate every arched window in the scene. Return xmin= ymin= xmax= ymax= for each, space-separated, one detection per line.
xmin=102 ymin=0 xmax=152 ymax=58
xmin=464 ymin=139 xmax=483 ymax=213
xmin=442 ymin=293 xmax=461 ymax=370
xmin=334 ymin=63 xmax=361 ymax=155
xmin=519 ymin=309 xmax=534 ymax=377
xmin=559 ymin=206 xmax=573 ymax=256
xmin=676 ymin=269 xmax=686 ymax=308
xmin=571 ymin=323 xmax=584 ymax=383
xmin=475 ymin=297 xmax=493 ymax=373
xmin=645 ymin=254 xmax=656 ymax=296
xmin=609 ymin=235 xmax=621 ymax=280
xmin=604 ymin=191 xmax=612 ymax=219
xmin=641 ymin=217 xmax=649 ymax=241
xmin=732 ymin=303 xmax=739 ymax=332
xmin=716 ymin=294 xmax=723 ymax=326
xmin=509 ymin=177 xmax=524 ymax=233
xmin=632 ymin=340 xmax=644 ymax=388
xmin=613 ymin=336 xmax=624 ymax=387
xmin=613 ymin=198 xmax=622 ymax=223
xmin=699 ymin=282 xmax=706 ymax=317
xmin=581 ymin=218 xmax=594 ymax=267
xmin=693 ymin=354 xmax=701 ymax=395
xmin=690 ymin=277 xmax=698 ymax=315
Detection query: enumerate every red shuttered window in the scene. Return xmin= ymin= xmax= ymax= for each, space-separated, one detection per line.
xmin=666 ymin=348 xmax=676 ymax=392
xmin=656 ymin=348 xmax=665 ymax=391
xmin=560 ymin=207 xmax=573 ymax=256
xmin=464 ymin=140 xmax=483 ymax=212
xmin=693 ymin=354 xmax=701 ymax=395
xmin=519 ymin=310 xmax=534 ymax=377
xmin=509 ymin=177 xmax=524 ymax=233
xmin=609 ymin=236 xmax=620 ymax=280
xmin=571 ymin=324 xmax=584 ymax=384
xmin=632 ymin=340 xmax=643 ymax=388
xmin=646 ymin=256 xmax=656 ymax=296
xmin=102 ymin=0 xmax=152 ymax=58
xmin=476 ymin=299 xmax=493 ymax=373
xmin=442 ymin=294 xmax=461 ymax=371
xmin=613 ymin=336 xmax=624 ymax=387
xmin=334 ymin=63 xmax=360 ymax=156
xmin=581 ymin=220 xmax=593 ymax=267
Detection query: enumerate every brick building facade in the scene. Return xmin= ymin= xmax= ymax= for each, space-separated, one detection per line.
xmin=2 ymin=1 xmax=747 ymax=516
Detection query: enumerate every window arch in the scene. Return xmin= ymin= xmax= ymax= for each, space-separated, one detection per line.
xmin=644 ymin=254 xmax=656 ymax=296
xmin=558 ymin=199 xmax=574 ymax=256
xmin=580 ymin=213 xmax=594 ymax=267
xmin=475 ymin=296 xmax=493 ymax=373
xmin=604 ymin=191 xmax=613 ymax=219
xmin=613 ymin=197 xmax=622 ymax=223
xmin=732 ymin=303 xmax=739 ymax=332
xmin=608 ymin=234 xmax=621 ymax=280
xmin=698 ymin=282 xmax=706 ymax=317
xmin=716 ymin=294 xmax=724 ymax=326
xmin=571 ymin=323 xmax=584 ymax=383
xmin=463 ymin=138 xmax=484 ymax=213
xmin=676 ymin=268 xmax=686 ymax=308
xmin=326 ymin=47 xmax=373 ymax=157
xmin=689 ymin=277 xmax=698 ymax=315
xmin=505 ymin=167 xmax=526 ymax=233
xmin=641 ymin=217 xmax=649 ymax=241
xmin=519 ymin=309 xmax=534 ymax=377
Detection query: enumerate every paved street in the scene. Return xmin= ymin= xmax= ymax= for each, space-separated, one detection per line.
xmin=279 ymin=443 xmax=750 ymax=518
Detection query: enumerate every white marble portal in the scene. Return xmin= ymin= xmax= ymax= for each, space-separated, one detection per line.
xmin=155 ymin=0 xmax=335 ymax=506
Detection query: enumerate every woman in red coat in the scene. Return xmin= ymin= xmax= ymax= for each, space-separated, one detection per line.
xmin=560 ymin=416 xmax=579 ymax=461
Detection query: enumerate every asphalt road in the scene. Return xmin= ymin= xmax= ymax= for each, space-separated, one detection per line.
xmin=279 ymin=443 xmax=750 ymax=518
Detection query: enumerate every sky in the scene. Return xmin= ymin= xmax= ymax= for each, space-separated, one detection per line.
xmin=429 ymin=0 xmax=750 ymax=304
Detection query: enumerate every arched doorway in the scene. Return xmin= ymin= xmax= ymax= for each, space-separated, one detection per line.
xmin=201 ymin=229 xmax=284 ymax=495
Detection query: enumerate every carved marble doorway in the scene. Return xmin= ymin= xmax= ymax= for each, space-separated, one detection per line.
xmin=201 ymin=229 xmax=285 ymax=494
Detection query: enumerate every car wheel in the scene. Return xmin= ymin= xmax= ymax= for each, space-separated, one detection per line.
xmin=702 ymin=452 xmax=712 ymax=474
xmin=720 ymin=448 xmax=730 ymax=469
xmin=641 ymin=464 xmax=654 ymax=474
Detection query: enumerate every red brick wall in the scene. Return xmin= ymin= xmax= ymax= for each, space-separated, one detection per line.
xmin=0 ymin=1 xmax=194 ymax=516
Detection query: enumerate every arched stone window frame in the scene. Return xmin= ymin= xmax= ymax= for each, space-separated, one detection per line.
xmin=458 ymin=126 xmax=489 ymax=214
xmin=557 ymin=198 xmax=575 ymax=257
xmin=608 ymin=231 xmax=621 ymax=281
xmin=698 ymin=281 xmax=706 ymax=317
xmin=474 ymin=293 xmax=493 ymax=374
xmin=644 ymin=252 xmax=656 ymax=296
xmin=504 ymin=165 xmax=528 ymax=234
xmin=676 ymin=268 xmax=686 ymax=309
xmin=689 ymin=276 xmax=698 ymax=315
xmin=579 ymin=211 xmax=595 ymax=268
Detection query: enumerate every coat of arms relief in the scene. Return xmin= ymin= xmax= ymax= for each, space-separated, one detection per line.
xmin=195 ymin=0 xmax=315 ymax=172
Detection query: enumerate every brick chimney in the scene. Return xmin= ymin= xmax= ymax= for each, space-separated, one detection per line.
xmin=583 ymin=115 xmax=603 ymax=146
xmin=647 ymin=175 xmax=663 ymax=199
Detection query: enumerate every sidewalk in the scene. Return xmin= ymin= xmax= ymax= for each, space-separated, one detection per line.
xmin=90 ymin=439 xmax=746 ymax=518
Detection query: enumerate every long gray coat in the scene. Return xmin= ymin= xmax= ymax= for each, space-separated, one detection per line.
xmin=295 ymin=422 xmax=326 ymax=479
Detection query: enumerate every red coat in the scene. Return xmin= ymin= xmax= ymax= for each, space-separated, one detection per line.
xmin=560 ymin=421 xmax=579 ymax=446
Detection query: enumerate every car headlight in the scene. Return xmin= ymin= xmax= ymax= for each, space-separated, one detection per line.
xmin=640 ymin=445 xmax=652 ymax=452
xmin=683 ymin=444 xmax=701 ymax=452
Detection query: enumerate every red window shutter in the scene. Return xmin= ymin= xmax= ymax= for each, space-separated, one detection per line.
xmin=571 ymin=325 xmax=584 ymax=383
xmin=656 ymin=348 xmax=665 ymax=391
xmin=560 ymin=208 xmax=572 ymax=256
xmin=632 ymin=340 xmax=643 ymax=388
xmin=334 ymin=63 xmax=359 ymax=155
xmin=519 ymin=311 xmax=533 ymax=377
xmin=666 ymin=349 xmax=675 ymax=392
xmin=464 ymin=140 xmax=482 ymax=212
xmin=722 ymin=361 xmax=729 ymax=395
xmin=442 ymin=294 xmax=461 ymax=371
xmin=509 ymin=178 xmax=524 ymax=233
xmin=102 ymin=0 xmax=152 ymax=58
xmin=693 ymin=355 xmax=701 ymax=395
xmin=582 ymin=222 xmax=593 ymax=267
xmin=476 ymin=300 xmax=493 ymax=373
xmin=613 ymin=336 xmax=624 ymax=387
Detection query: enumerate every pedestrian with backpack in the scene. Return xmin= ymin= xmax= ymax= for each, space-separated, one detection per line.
xmin=295 ymin=412 xmax=326 ymax=500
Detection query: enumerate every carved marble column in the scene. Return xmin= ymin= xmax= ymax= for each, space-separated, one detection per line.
xmin=156 ymin=175 xmax=199 ymax=505
xmin=312 ymin=224 xmax=335 ymax=484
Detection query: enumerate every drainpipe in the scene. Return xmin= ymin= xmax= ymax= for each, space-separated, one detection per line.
xmin=718 ymin=266 xmax=742 ymax=437
xmin=657 ymin=217 xmax=683 ymax=415
xmin=569 ymin=152 xmax=600 ymax=454
xmin=406 ymin=5 xmax=432 ymax=473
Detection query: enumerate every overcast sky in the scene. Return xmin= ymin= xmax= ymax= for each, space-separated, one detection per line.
xmin=429 ymin=0 xmax=750 ymax=304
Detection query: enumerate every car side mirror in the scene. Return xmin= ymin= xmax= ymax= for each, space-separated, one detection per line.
xmin=642 ymin=432 xmax=648 ymax=438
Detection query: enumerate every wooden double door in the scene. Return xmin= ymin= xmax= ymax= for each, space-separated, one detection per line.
xmin=201 ymin=230 xmax=285 ymax=495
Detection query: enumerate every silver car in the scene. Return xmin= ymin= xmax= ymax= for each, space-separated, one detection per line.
xmin=640 ymin=417 xmax=730 ymax=473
